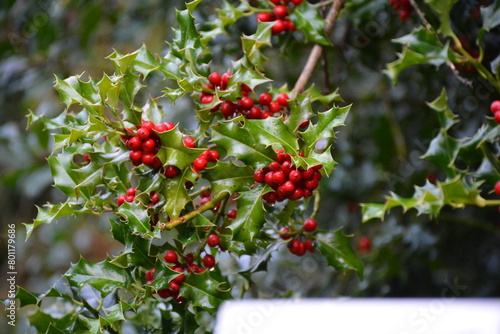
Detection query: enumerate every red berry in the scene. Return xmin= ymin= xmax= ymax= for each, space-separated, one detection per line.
xmin=262 ymin=191 xmax=277 ymax=204
xmin=247 ymin=106 xmax=262 ymax=119
xmin=274 ymin=5 xmax=288 ymax=19
xmin=282 ymin=180 xmax=295 ymax=193
xmin=495 ymin=111 xmax=500 ymax=124
xmin=226 ymin=209 xmax=237 ymax=220
xmin=208 ymin=72 xmax=222 ymax=87
xmin=304 ymin=178 xmax=319 ymax=191
xmin=169 ymin=281 xmax=180 ymax=292
xmin=272 ymin=171 xmax=286 ymax=185
xmin=491 ymin=101 xmax=500 ymax=114
xmin=136 ymin=127 xmax=151 ymax=141
xmin=183 ymin=137 xmax=196 ymax=148
xmin=270 ymin=0 xmax=280 ymax=4
xmin=254 ymin=170 xmax=266 ymax=183
xmin=117 ymin=195 xmax=126 ymax=206
xmin=240 ymin=97 xmax=254 ymax=110
xmin=305 ymin=238 xmax=314 ymax=252
xmin=281 ymin=161 xmax=293 ymax=175
xmin=269 ymin=101 xmax=281 ymax=113
xmin=269 ymin=161 xmax=281 ymax=172
xmin=207 ymin=234 xmax=220 ymax=247
xmin=126 ymin=187 xmax=136 ymax=197
xmin=185 ymin=253 xmax=195 ymax=265
xmin=241 ymin=83 xmax=252 ymax=94
xmin=292 ymin=0 xmax=303 ymax=5
xmin=276 ymin=93 xmax=289 ymax=107
xmin=142 ymin=139 xmax=157 ymax=153
xmin=265 ymin=171 xmax=275 ymax=186
xmin=289 ymin=187 xmax=303 ymax=200
xmin=203 ymin=254 xmax=216 ymax=268
xmin=284 ymin=19 xmax=296 ymax=31
xmin=201 ymin=94 xmax=215 ymax=104
xmin=126 ymin=195 xmax=134 ymax=203
xmin=303 ymin=218 xmax=317 ymax=232
xmin=164 ymin=165 xmax=179 ymax=178
xmin=299 ymin=120 xmax=310 ymax=129
xmin=289 ymin=239 xmax=301 ymax=254
xmin=209 ymin=150 xmax=220 ymax=162
xmin=289 ymin=170 xmax=302 ymax=184
xmin=302 ymin=168 xmax=315 ymax=180
xmin=157 ymin=289 xmax=171 ymax=298
xmin=145 ymin=268 xmax=156 ymax=281
xmin=221 ymin=100 xmax=236 ymax=118
xmin=272 ymin=20 xmax=287 ymax=34
xmin=495 ymin=181 xmax=500 ymax=196
xmin=172 ymin=267 xmax=185 ymax=283
xmin=221 ymin=72 xmax=233 ymax=90
xmin=129 ymin=150 xmax=143 ymax=163
xmin=126 ymin=136 xmax=142 ymax=150
xmin=259 ymin=93 xmax=272 ymax=106
xmin=164 ymin=250 xmax=178 ymax=264
xmin=193 ymin=157 xmax=208 ymax=171
xmin=141 ymin=120 xmax=155 ymax=131
xmin=358 ymin=236 xmax=372 ymax=253
xmin=142 ymin=153 xmax=156 ymax=166
xmin=154 ymin=123 xmax=167 ymax=132
xmin=260 ymin=111 xmax=272 ymax=119
xmin=150 ymin=191 xmax=160 ymax=205
xmin=257 ymin=12 xmax=272 ymax=22
xmin=279 ymin=227 xmax=292 ymax=240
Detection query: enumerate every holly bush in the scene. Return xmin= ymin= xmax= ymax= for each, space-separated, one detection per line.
xmin=3 ymin=0 xmax=500 ymax=333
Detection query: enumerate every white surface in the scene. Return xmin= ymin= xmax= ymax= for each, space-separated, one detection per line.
xmin=214 ymin=298 xmax=500 ymax=334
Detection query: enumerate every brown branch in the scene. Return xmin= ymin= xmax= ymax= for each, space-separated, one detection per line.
xmin=292 ymin=0 xmax=345 ymax=94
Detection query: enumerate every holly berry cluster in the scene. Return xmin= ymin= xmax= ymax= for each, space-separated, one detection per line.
xmin=388 ymin=0 xmax=411 ymax=21
xmin=123 ymin=120 xmax=175 ymax=168
xmin=192 ymin=149 xmax=220 ymax=173
xmin=201 ymin=71 xmax=291 ymax=120
xmin=279 ymin=218 xmax=317 ymax=256
xmin=256 ymin=0 xmax=304 ymax=35
xmin=254 ymin=150 xmax=322 ymax=203
xmin=489 ymin=100 xmax=500 ymax=124
xmin=116 ymin=187 xmax=161 ymax=230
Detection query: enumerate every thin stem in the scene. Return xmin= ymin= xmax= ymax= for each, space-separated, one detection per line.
xmin=311 ymin=191 xmax=321 ymax=219
xmin=193 ymin=196 xmax=229 ymax=259
xmin=409 ymin=0 xmax=432 ymax=30
xmin=160 ymin=192 xmax=229 ymax=231
xmin=292 ymin=0 xmax=345 ymax=94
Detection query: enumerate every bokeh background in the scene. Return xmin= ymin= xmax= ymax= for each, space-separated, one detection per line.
xmin=1 ymin=0 xmax=499 ymax=332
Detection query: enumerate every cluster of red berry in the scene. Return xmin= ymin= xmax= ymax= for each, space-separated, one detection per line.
xmin=144 ymin=250 xmax=219 ymax=303
xmin=489 ymin=101 xmax=500 ymax=124
xmin=279 ymin=218 xmax=317 ymax=256
xmin=388 ymin=0 xmax=411 ymax=21
xmin=192 ymin=149 xmax=220 ymax=173
xmin=201 ymin=71 xmax=291 ymax=120
xmin=256 ymin=0 xmax=304 ymax=35
xmin=254 ymin=151 xmax=322 ymax=203
xmin=123 ymin=120 xmax=175 ymax=169
xmin=116 ymin=187 xmax=161 ymax=229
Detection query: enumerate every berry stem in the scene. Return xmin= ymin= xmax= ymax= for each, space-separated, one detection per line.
xmin=189 ymin=186 xmax=212 ymax=199
xmin=160 ymin=192 xmax=230 ymax=231
xmin=194 ymin=196 xmax=229 ymax=259
xmin=311 ymin=190 xmax=321 ymax=219
xmin=292 ymin=0 xmax=345 ymax=94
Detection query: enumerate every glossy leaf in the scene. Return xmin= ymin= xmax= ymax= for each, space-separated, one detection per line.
xmin=64 ymin=257 xmax=133 ymax=296
xmin=316 ymin=229 xmax=364 ymax=280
